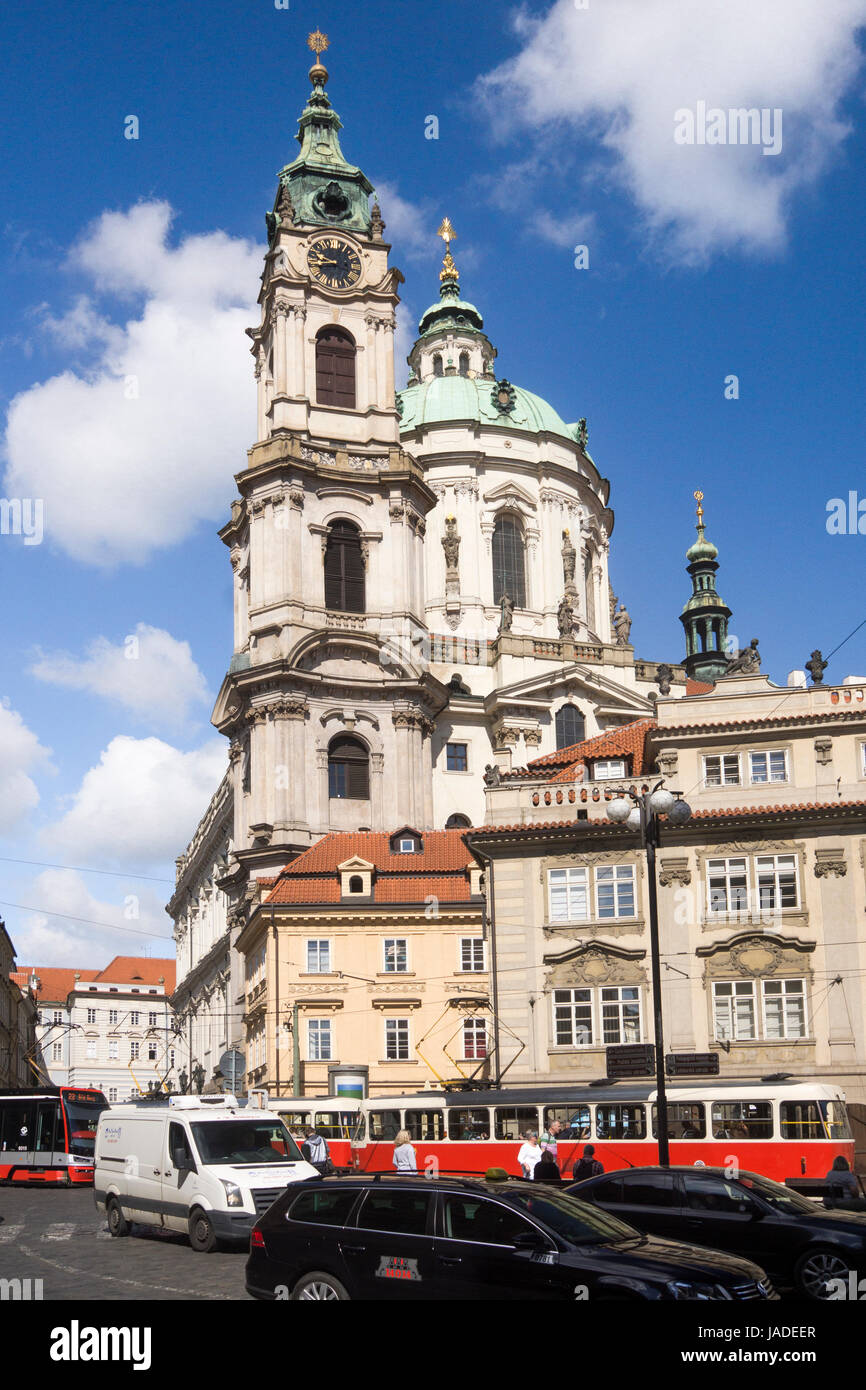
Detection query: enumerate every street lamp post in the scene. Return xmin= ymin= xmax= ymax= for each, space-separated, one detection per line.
xmin=606 ymin=782 xmax=692 ymax=1168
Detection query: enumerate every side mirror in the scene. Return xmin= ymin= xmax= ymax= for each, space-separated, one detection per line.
xmin=172 ymin=1147 xmax=193 ymax=1172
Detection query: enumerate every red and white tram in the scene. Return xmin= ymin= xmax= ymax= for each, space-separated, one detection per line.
xmin=0 ymin=1086 xmax=108 ymax=1185
xmin=271 ymin=1079 xmax=853 ymax=1184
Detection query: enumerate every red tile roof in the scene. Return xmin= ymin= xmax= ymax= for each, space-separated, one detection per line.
xmin=17 ymin=958 xmax=175 ymax=1000
xmin=524 ymin=719 xmax=656 ymax=782
xmin=264 ymin=829 xmax=477 ymax=907
xmin=656 ymin=707 xmax=866 ymax=737
xmin=467 ymin=798 xmax=866 ymax=839
xmin=685 ymin=678 xmax=715 ymax=695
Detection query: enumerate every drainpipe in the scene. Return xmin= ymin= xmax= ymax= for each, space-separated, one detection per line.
xmin=467 ymin=841 xmax=501 ymax=1088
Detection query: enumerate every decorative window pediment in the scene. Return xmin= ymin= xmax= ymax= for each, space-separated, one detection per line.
xmin=544 ymin=943 xmax=646 ymax=988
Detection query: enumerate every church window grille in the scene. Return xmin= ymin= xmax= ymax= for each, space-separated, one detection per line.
xmin=555 ymin=704 xmax=585 ymax=750
xmin=324 ymin=520 xmax=365 ymax=612
xmin=433 ymin=354 xmax=444 ymax=378
xmin=492 ymin=514 xmax=526 ymax=608
xmin=328 ymin=736 xmax=370 ymax=800
xmin=315 ymin=327 xmax=356 ymax=408
xmin=459 ymin=352 xmax=470 ymax=377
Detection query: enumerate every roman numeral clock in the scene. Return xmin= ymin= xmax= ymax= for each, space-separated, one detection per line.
xmin=307 ymin=236 xmax=363 ymax=291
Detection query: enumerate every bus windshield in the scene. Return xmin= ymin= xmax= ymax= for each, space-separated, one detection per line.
xmin=190 ymin=1119 xmax=302 ymax=1166
xmin=63 ymin=1094 xmax=108 ymax=1158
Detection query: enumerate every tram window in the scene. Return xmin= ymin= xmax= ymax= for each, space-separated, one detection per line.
xmin=494 ymin=1107 xmax=540 ymax=1141
xmin=651 ymin=1103 xmax=705 ymax=1140
xmin=315 ymin=1111 xmax=363 ymax=1140
xmin=820 ymin=1100 xmax=852 ymax=1140
xmin=780 ymin=1101 xmax=824 ymax=1140
xmin=405 ymin=1109 xmax=445 ymax=1142
xmin=711 ymin=1102 xmax=772 ymax=1140
xmin=447 ymin=1108 xmax=491 ymax=1141
xmin=281 ymin=1111 xmax=311 ymax=1140
xmin=594 ymin=1104 xmax=646 ymax=1141
xmin=369 ymin=1110 xmax=401 ymax=1142
xmin=0 ymin=1101 xmax=34 ymax=1151
xmin=543 ymin=1105 xmax=591 ymax=1139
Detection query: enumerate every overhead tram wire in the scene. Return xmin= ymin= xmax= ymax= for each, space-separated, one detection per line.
xmin=0 ymin=855 xmax=175 ymax=883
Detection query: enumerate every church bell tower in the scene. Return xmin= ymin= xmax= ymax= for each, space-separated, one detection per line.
xmin=212 ymin=34 xmax=446 ymax=897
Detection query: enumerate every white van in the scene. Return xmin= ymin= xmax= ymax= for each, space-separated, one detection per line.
xmin=93 ymin=1095 xmax=318 ymax=1250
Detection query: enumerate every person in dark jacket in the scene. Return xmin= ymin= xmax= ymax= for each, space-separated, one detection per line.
xmin=824 ymin=1155 xmax=865 ymax=1208
xmin=533 ymin=1152 xmax=561 ymax=1183
xmin=572 ymin=1144 xmax=604 ymax=1182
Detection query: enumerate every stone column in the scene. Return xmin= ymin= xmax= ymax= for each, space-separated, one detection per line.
xmin=274 ymin=300 xmax=289 ymax=396
xmin=383 ymin=320 xmax=396 ymax=407
xmin=255 ymin=348 xmax=267 ymax=442
xmin=392 ymin=713 xmax=413 ymax=825
xmin=365 ymin=314 xmax=379 ymax=410
xmin=371 ymin=751 xmax=385 ymax=829
xmin=375 ymin=319 xmax=387 ymax=410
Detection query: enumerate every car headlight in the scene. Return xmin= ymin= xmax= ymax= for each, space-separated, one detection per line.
xmin=220 ymin=1179 xmax=243 ymax=1208
xmin=667 ymin=1280 xmax=731 ymax=1301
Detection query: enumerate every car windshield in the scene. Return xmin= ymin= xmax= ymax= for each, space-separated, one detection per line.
xmin=190 ymin=1119 xmax=302 ymax=1166
xmin=64 ymin=1097 xmax=109 ymax=1157
xmin=737 ymin=1172 xmax=820 ymax=1215
xmin=506 ymin=1187 xmax=641 ymax=1244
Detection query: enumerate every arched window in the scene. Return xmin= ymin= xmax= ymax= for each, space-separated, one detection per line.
xmin=328 ymin=736 xmax=370 ymax=800
xmin=433 ymin=354 xmax=444 ymax=378
xmin=445 ymin=813 xmax=471 ymax=830
xmin=492 ymin=513 xmax=526 ymax=608
xmin=348 ymin=875 xmax=364 ymax=893
xmin=324 ymin=519 xmax=365 ymax=613
xmin=555 ymin=704 xmax=585 ymax=751
xmin=459 ymin=352 xmax=470 ymax=377
xmin=316 ymin=327 xmax=356 ymax=408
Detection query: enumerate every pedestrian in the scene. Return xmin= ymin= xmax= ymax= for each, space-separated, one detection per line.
xmin=533 ymin=1151 xmax=561 ymax=1183
xmin=824 ymin=1155 xmax=865 ymax=1208
xmin=392 ymin=1129 xmax=417 ymax=1173
xmin=540 ymin=1118 xmax=563 ymax=1163
xmin=301 ymin=1125 xmax=333 ymax=1175
xmin=517 ymin=1131 xmax=542 ymax=1179
xmin=572 ymin=1144 xmax=604 ymax=1182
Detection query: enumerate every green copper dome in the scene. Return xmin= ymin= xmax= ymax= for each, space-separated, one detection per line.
xmin=686 ymin=524 xmax=719 ymax=563
xmin=397 ymin=375 xmax=583 ymax=446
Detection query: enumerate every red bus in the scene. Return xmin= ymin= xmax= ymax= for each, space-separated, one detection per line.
xmin=271 ymin=1079 xmax=853 ymax=1185
xmin=0 ymin=1087 xmax=109 ymax=1185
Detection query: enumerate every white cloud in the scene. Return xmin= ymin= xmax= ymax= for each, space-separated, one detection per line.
xmin=4 ymin=201 xmax=260 ymax=566
xmin=478 ymin=0 xmax=866 ymax=261
xmin=0 ymin=700 xmax=52 ymax=832
xmin=13 ymin=870 xmax=174 ymax=967
xmin=373 ymin=181 xmax=434 ymax=261
xmin=30 ymin=623 xmax=211 ymax=730
xmin=46 ymin=735 xmax=228 ymax=868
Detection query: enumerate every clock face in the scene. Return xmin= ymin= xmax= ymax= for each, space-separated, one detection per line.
xmin=307 ymin=237 xmax=362 ymax=290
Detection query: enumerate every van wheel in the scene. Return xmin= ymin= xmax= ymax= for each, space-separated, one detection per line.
xmin=794 ymin=1247 xmax=852 ymax=1300
xmin=189 ymin=1208 xmax=218 ymax=1253
xmin=291 ymin=1271 xmax=350 ymax=1301
xmin=106 ymin=1198 xmax=129 ymax=1238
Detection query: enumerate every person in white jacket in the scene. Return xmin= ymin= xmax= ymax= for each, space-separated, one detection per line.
xmin=517 ymin=1132 xmax=542 ymax=1179
xmin=392 ymin=1129 xmax=418 ymax=1172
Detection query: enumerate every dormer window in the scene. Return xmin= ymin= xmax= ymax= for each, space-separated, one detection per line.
xmin=400 ymin=838 xmax=416 ymax=853
xmin=390 ymin=828 xmax=422 ymax=855
xmin=338 ymin=856 xmax=374 ymax=896
xmin=593 ymin=758 xmax=627 ymax=780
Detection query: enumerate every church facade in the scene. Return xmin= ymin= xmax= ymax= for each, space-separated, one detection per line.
xmin=169 ymin=38 xmax=689 ymax=1087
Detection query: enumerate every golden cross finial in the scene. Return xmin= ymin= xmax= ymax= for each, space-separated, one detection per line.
xmin=437 ymin=217 xmax=456 ymax=250
xmin=694 ymin=489 xmax=704 ymax=526
xmin=307 ymin=28 xmax=330 ymax=60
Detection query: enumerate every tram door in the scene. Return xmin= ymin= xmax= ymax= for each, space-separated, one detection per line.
xmin=34 ymin=1101 xmax=58 ymax=1161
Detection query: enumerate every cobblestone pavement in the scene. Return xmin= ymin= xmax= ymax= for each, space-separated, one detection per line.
xmin=0 ymin=1187 xmax=250 ymax=1300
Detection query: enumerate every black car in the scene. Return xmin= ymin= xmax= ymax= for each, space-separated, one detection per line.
xmin=245 ymin=1174 xmax=777 ymax=1301
xmin=568 ymin=1165 xmax=866 ymax=1300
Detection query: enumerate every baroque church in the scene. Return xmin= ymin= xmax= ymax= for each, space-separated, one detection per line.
xmin=169 ymin=36 xmax=709 ymax=1079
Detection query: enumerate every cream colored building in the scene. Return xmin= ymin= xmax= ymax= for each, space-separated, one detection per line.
xmin=470 ymin=674 xmax=866 ymax=1105
xmin=235 ymin=828 xmax=488 ymax=1097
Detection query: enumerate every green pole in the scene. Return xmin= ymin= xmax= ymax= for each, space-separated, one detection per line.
xmin=292 ymin=1001 xmax=300 ymax=1098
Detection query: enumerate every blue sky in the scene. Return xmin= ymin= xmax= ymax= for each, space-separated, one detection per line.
xmin=2 ymin=0 xmax=865 ymax=966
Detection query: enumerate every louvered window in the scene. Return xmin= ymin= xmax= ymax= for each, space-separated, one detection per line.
xmin=316 ymin=327 xmax=356 ymax=408
xmin=492 ymin=514 xmax=526 ymax=608
xmin=555 ymin=704 xmax=585 ymax=750
xmin=324 ymin=520 xmax=365 ymax=612
xmin=328 ymin=736 xmax=370 ymax=799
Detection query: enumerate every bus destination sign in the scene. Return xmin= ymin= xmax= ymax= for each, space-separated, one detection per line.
xmin=606 ymin=1044 xmax=656 ymax=1078
xmin=665 ymin=1053 xmax=720 ymax=1077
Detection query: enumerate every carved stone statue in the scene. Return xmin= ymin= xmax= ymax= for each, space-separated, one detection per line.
xmin=561 ymin=529 xmax=577 ymax=589
xmin=613 ymin=602 xmax=632 ymax=647
xmin=726 ymin=637 xmax=761 ymax=675
xmin=441 ymin=515 xmax=460 ymax=596
xmin=498 ymin=593 xmax=514 ymax=634
xmin=609 ymin=585 xmax=618 ymax=626
xmin=576 ymin=418 xmax=588 ymax=449
xmin=191 ymin=1062 xmax=205 ymax=1096
xmin=483 ymin=763 xmax=501 ymax=787
xmin=178 ymin=1067 xmax=189 ymax=1096
xmin=447 ymin=672 xmax=471 ymax=696
xmin=276 ymin=181 xmax=295 ymax=225
xmin=656 ymin=663 xmax=674 ymax=696
xmin=557 ymin=594 xmax=575 ymax=637
xmin=370 ymin=199 xmax=385 ymax=241
xmin=806 ymin=649 xmax=828 ymax=685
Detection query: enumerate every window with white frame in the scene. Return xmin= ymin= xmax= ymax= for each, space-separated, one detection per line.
xmin=762 ymin=979 xmax=807 ymax=1038
xmin=148 ymin=1043 xmax=157 ymax=1061
xmin=130 ymin=1011 xmax=140 ymax=1025
xmin=170 ymin=1049 xmax=176 ymax=1069
xmin=383 ymin=938 xmax=408 ymax=973
xmin=86 ymin=1008 xmax=97 ymax=1024
xmin=462 ymin=1018 xmax=487 ymax=1059
xmin=548 ymin=867 xmax=590 ymax=922
xmin=756 ymin=854 xmax=799 ymax=910
xmin=109 ymin=1009 xmax=118 ymax=1026
xmin=460 ymin=938 xmax=485 ymax=972
xmin=108 ymin=1041 xmax=118 ymax=1060
xmin=749 ymin=750 xmax=788 ymax=784
xmin=52 ymin=1010 xmax=63 ymax=1025
xmin=148 ymin=1011 xmax=159 ymax=1027
xmin=306 ymin=940 xmax=331 ymax=974
xmin=706 ymin=857 xmax=749 ymax=914
xmin=385 ymin=1017 xmax=410 ymax=1060
xmin=86 ymin=1041 xmax=96 ymax=1059
xmin=593 ymin=758 xmax=626 ymax=780
xmin=553 ymin=985 xmax=642 ymax=1046
xmin=861 ymin=743 xmax=866 ymax=777
xmin=703 ymin=754 xmax=741 ymax=787
xmin=108 ymin=1088 xmax=118 ymax=1103
xmin=308 ymin=1019 xmax=332 ymax=1061
xmin=596 ymin=865 xmax=636 ymax=919
xmin=130 ymin=1041 xmax=140 ymax=1061
xmin=52 ymin=1043 xmax=62 ymax=1061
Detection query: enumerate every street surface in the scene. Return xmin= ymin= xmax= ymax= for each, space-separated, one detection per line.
xmin=0 ymin=1187 xmax=248 ymax=1300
